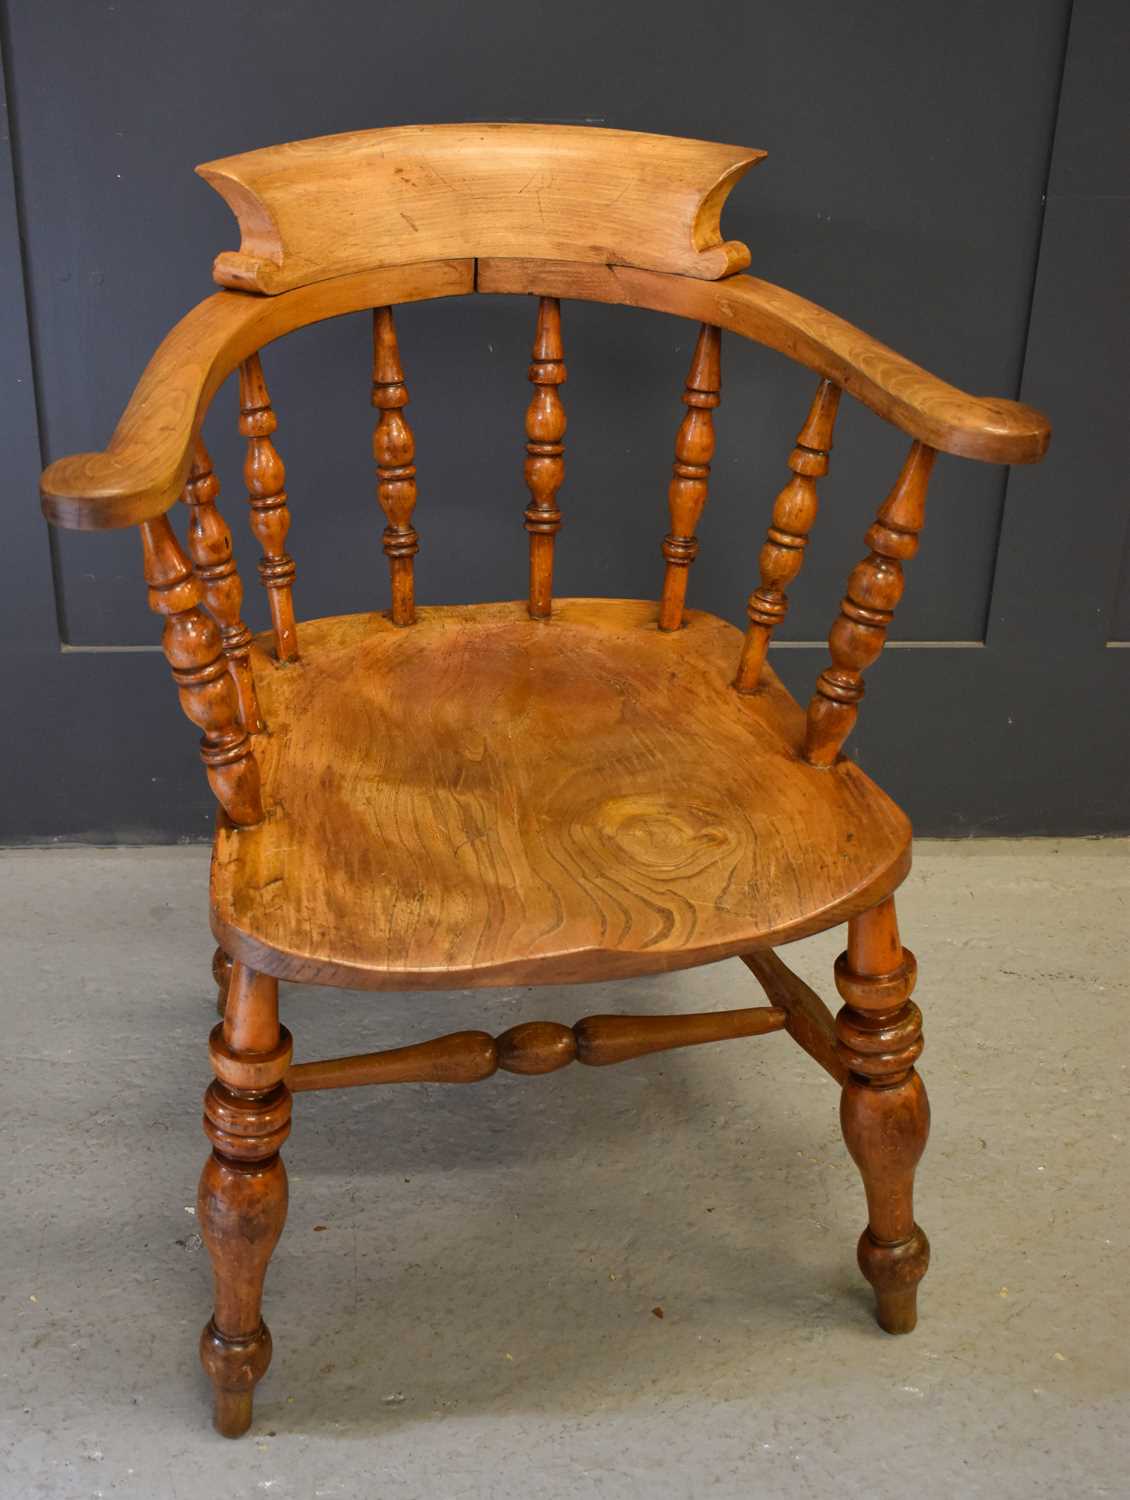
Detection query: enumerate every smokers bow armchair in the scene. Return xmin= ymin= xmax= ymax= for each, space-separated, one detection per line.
xmin=40 ymin=124 xmax=1050 ymax=1437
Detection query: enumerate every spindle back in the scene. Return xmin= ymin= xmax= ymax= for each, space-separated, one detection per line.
xmin=40 ymin=125 xmax=1051 ymax=827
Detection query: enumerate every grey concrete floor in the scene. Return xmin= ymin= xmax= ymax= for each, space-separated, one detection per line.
xmin=0 ymin=840 xmax=1127 ymax=1499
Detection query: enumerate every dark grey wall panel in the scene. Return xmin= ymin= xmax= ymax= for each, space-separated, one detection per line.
xmin=3 ymin=0 xmax=1126 ymax=840
xmin=1111 ymin=537 xmax=1130 ymax=644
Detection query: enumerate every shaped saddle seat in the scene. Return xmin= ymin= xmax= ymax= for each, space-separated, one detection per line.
xmin=211 ymin=599 xmax=911 ymax=989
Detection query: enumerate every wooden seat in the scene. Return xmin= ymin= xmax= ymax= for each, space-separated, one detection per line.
xmin=212 ymin=599 xmax=910 ymax=989
xmin=38 ymin=124 xmax=1050 ymax=1438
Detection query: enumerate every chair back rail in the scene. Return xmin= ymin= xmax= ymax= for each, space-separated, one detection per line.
xmin=37 ymin=127 xmax=1051 ymax=816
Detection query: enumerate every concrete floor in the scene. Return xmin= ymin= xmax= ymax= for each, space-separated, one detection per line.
xmin=0 ymin=841 xmax=1126 ymax=1499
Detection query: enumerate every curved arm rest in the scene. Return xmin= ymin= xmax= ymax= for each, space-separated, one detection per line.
xmin=477 ymin=259 xmax=1051 ymax=465
xmin=42 ymin=253 xmax=1049 ymax=532
xmin=41 ymin=259 xmax=473 ymax=530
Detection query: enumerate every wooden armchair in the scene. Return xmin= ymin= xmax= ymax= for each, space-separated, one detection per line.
xmin=40 ymin=124 xmax=1051 ymax=1437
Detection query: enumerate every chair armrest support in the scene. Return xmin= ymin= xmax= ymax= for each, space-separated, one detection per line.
xmin=40 ymin=260 xmax=474 ymax=531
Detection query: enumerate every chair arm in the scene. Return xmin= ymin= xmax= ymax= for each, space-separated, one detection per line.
xmin=721 ymin=272 xmax=1050 ymax=465
xmin=476 ymin=259 xmax=1051 ymax=465
xmin=40 ymin=260 xmax=473 ymax=530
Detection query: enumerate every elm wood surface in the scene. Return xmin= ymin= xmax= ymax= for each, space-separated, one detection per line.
xmin=181 ymin=439 xmax=263 ymax=734
xmin=658 ymin=324 xmax=721 ymax=631
xmin=212 ymin=946 xmax=233 ymax=1019
xmin=139 ymin=515 xmax=263 ymax=827
xmin=742 ymin=948 xmax=846 ymax=1084
xmin=805 ymin=441 xmax=936 ymax=766
xmin=835 ymin=897 xmax=930 ymax=1333
xmin=371 ymin=307 xmax=420 ymax=626
xmin=734 ymin=379 xmax=841 ymax=693
xmin=523 ymin=297 xmax=567 ymax=618
xmin=197 ymin=123 xmax=764 ymax=293
xmin=210 ymin=599 xmax=911 ymax=990
xmin=285 ymin=1005 xmax=787 ymax=1092
xmin=238 ymin=354 xmax=299 ymax=663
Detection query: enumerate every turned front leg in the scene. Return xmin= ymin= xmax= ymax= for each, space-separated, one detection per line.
xmin=835 ymin=896 xmax=930 ymax=1333
xmin=198 ymin=962 xmax=292 ymax=1436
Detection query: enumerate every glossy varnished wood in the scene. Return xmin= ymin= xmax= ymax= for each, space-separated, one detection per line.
xmin=198 ymin=962 xmax=290 ymax=1436
xmin=239 ymin=354 xmax=299 ymax=662
xmin=734 ymin=379 xmax=840 ymax=693
xmin=523 ymin=297 xmax=567 ymax=618
xmin=285 ymin=1005 xmax=786 ymax=1092
xmin=372 ymin=307 xmax=420 ymax=625
xmin=835 ymin=897 xmax=930 ymax=1332
xmin=658 ymin=324 xmax=720 ymax=631
xmin=805 ymin=441 xmax=935 ymax=765
xmin=211 ymin=599 xmax=911 ymax=989
xmin=198 ymin=124 xmax=763 ymax=292
xmin=742 ymin=948 xmax=846 ymax=1084
xmin=213 ymin=946 xmax=233 ymax=1018
xmin=181 ymin=440 xmax=263 ymax=733
xmin=139 ymin=515 xmax=263 ymax=826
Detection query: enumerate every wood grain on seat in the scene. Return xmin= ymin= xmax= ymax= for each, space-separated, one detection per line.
xmin=211 ymin=599 xmax=911 ymax=989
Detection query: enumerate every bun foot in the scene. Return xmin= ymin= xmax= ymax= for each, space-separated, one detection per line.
xmin=213 ymin=1387 xmax=254 ymax=1439
xmin=200 ymin=1318 xmax=273 ymax=1437
xmin=859 ymin=1225 xmax=930 ymax=1333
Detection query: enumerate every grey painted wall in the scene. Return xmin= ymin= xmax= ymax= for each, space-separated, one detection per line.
xmin=1 ymin=0 xmax=1126 ymax=840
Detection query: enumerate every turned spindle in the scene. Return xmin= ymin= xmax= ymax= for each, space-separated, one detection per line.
xmin=371 ymin=306 xmax=420 ymax=626
xmin=734 ymin=379 xmax=841 ymax=692
xmin=523 ymin=296 xmax=567 ymax=619
xmin=239 ymin=353 xmax=298 ymax=662
xmin=181 ymin=438 xmax=263 ymax=733
xmin=835 ymin=897 xmax=930 ymax=1333
xmin=199 ymin=963 xmax=291 ymax=1436
xmin=285 ymin=1004 xmax=785 ymax=1093
xmin=804 ymin=441 xmax=936 ymax=764
xmin=658 ymin=323 xmax=721 ymax=631
xmin=139 ymin=515 xmax=263 ymax=826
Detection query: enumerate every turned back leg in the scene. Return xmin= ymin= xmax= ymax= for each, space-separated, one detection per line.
xmin=835 ymin=895 xmax=930 ymax=1333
